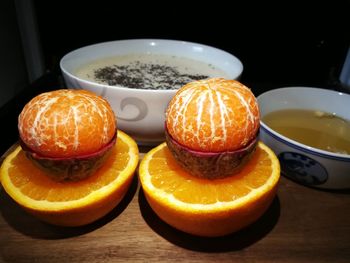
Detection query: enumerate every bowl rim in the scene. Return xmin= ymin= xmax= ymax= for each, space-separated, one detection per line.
xmin=59 ymin=38 xmax=243 ymax=93
xmin=257 ymin=86 xmax=350 ymax=161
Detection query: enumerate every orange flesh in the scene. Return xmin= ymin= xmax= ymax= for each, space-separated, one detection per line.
xmin=149 ymin=145 xmax=272 ymax=204
xmin=8 ymin=138 xmax=129 ymax=202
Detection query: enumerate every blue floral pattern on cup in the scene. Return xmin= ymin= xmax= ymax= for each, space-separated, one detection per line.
xmin=278 ymin=152 xmax=328 ymax=186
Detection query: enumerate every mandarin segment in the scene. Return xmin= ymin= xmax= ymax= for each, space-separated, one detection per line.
xmin=166 ymin=78 xmax=260 ymax=152
xmin=18 ymin=89 xmax=116 ymax=158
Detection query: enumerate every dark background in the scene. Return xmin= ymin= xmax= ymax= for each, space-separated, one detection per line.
xmin=0 ymin=1 xmax=349 ymax=154
xmin=33 ymin=2 xmax=350 ymax=95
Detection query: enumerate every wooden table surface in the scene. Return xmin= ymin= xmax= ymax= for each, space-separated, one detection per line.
xmin=0 ymin=145 xmax=350 ymax=263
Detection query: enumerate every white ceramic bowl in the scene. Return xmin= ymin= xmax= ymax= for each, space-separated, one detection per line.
xmin=60 ymin=39 xmax=243 ymax=145
xmin=257 ymin=87 xmax=350 ymax=190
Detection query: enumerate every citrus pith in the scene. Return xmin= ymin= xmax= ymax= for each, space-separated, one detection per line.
xmin=0 ymin=130 xmax=138 ymax=227
xmin=139 ymin=141 xmax=280 ymax=237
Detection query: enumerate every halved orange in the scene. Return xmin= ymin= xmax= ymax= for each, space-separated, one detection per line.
xmin=139 ymin=141 xmax=280 ymax=237
xmin=0 ymin=130 xmax=138 ymax=227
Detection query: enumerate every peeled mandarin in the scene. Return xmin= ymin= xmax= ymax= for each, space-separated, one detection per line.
xmin=165 ymin=78 xmax=260 ymax=179
xmin=18 ymin=89 xmax=116 ymax=158
xmin=17 ymin=89 xmax=117 ymax=181
xmin=166 ymin=78 xmax=260 ymax=152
